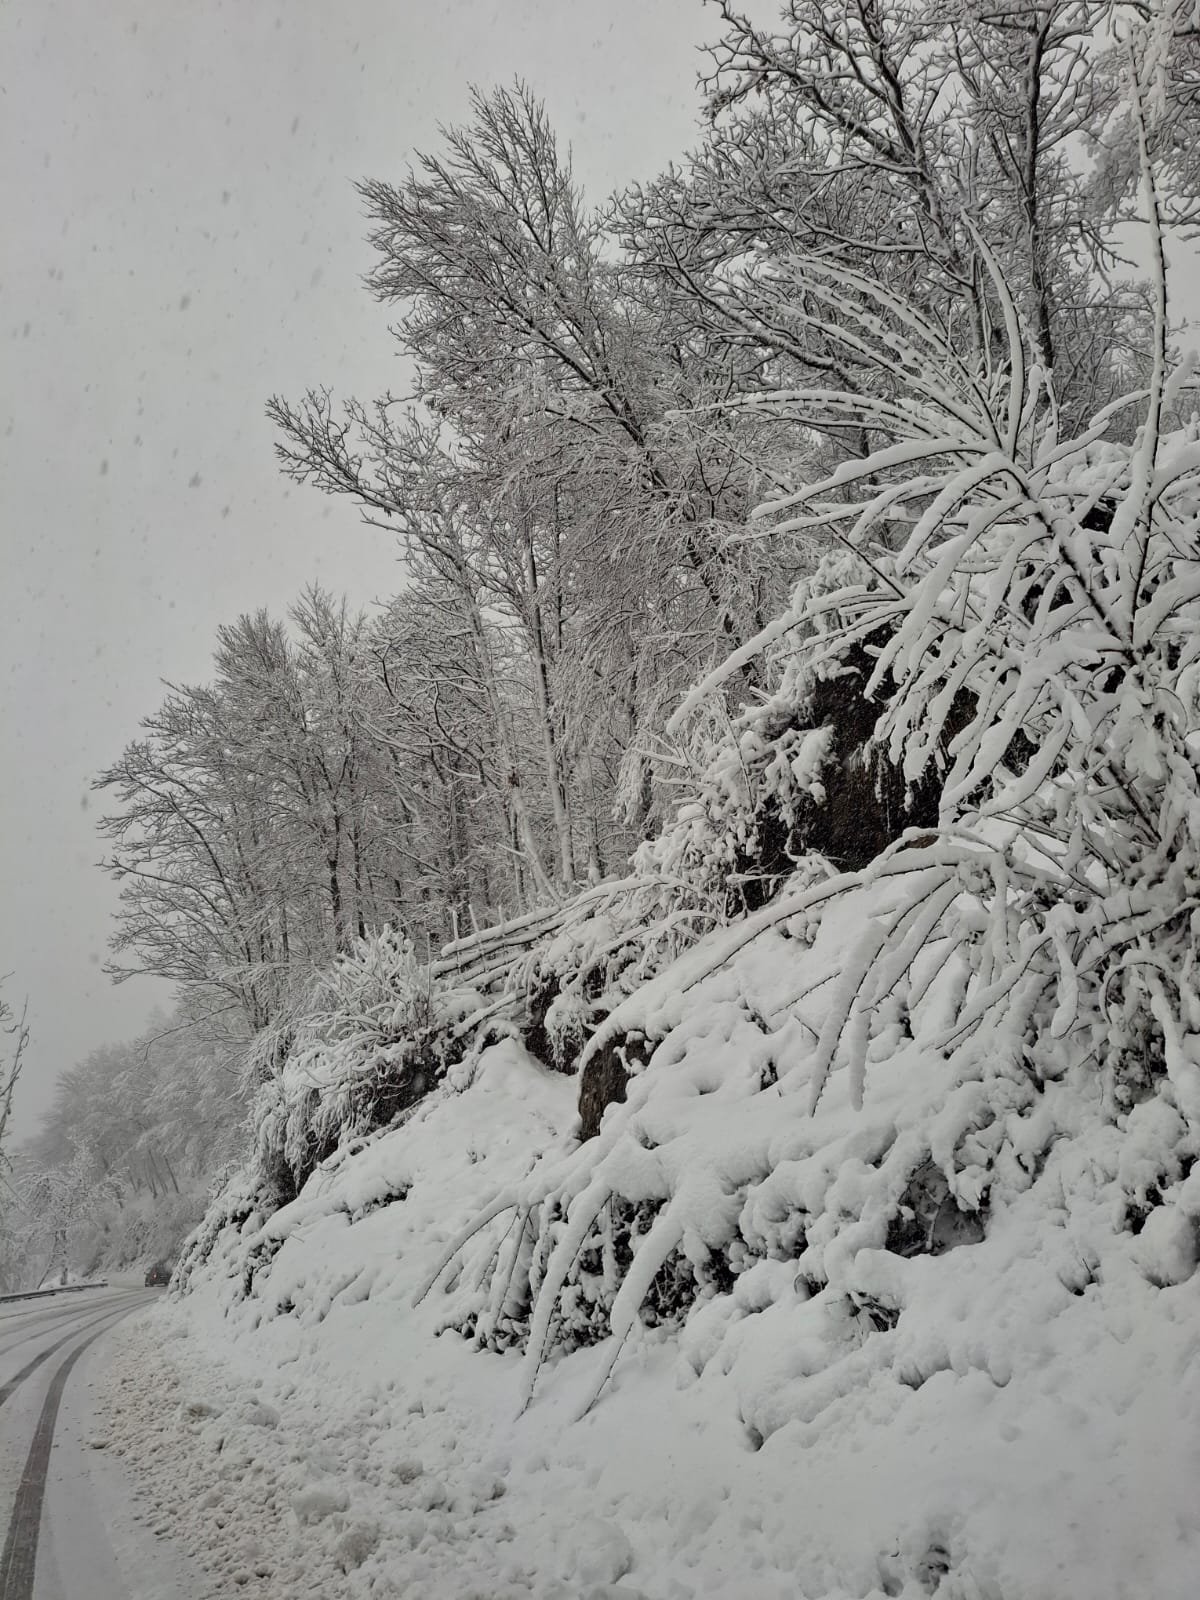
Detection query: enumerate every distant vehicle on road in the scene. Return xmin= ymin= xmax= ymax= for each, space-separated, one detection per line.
xmin=144 ymin=1260 xmax=173 ymax=1287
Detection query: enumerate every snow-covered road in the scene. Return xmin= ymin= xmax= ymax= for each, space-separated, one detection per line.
xmin=0 ymin=1287 xmax=209 ymax=1600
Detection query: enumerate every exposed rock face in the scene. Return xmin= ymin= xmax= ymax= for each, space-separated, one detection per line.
xmin=802 ymin=643 xmax=949 ymax=870
xmin=885 ymin=1159 xmax=988 ymax=1258
xmin=521 ymin=967 xmax=564 ymax=1073
xmin=578 ymin=1033 xmax=648 ymax=1141
xmin=738 ymin=637 xmax=969 ymax=912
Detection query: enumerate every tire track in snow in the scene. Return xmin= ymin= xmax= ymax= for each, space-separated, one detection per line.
xmin=0 ymin=1292 xmax=146 ymax=1362
xmin=0 ymin=1296 xmax=145 ymax=1399
xmin=0 ymin=1301 xmax=142 ymax=1600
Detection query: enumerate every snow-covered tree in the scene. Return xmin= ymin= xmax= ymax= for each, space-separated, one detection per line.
xmin=694 ymin=0 xmax=1141 ymax=420
xmin=15 ymin=999 xmax=252 ymax=1280
xmin=120 ymin=6 xmax=1200 ymax=1459
xmin=0 ymin=981 xmax=29 ymax=1176
xmin=0 ymin=982 xmax=31 ymax=1288
xmin=96 ymin=589 xmax=429 ymax=1030
xmin=269 ymin=84 xmax=799 ymax=890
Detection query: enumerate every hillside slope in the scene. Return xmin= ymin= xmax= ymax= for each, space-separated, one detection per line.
xmin=143 ymin=864 xmax=1200 ymax=1600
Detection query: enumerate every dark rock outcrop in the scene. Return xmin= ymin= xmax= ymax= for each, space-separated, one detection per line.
xmin=578 ymin=1031 xmax=649 ymax=1141
xmin=728 ymin=635 xmax=974 ymax=915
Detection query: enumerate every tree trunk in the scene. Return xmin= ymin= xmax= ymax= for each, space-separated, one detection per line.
xmin=524 ymin=529 xmax=575 ymax=888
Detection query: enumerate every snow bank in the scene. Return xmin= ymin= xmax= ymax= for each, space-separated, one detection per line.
xmin=119 ymin=886 xmax=1200 ymax=1599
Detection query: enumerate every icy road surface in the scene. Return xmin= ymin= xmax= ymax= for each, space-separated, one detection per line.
xmin=0 ymin=1287 xmax=209 ymax=1600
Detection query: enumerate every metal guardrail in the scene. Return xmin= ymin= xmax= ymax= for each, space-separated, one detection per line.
xmin=0 ymin=1281 xmax=108 ymax=1305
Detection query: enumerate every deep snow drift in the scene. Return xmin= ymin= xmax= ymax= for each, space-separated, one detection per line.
xmin=116 ymin=867 xmax=1200 ymax=1600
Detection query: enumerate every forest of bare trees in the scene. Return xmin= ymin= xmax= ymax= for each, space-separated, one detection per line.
xmin=97 ymin=4 xmax=1181 ymax=1017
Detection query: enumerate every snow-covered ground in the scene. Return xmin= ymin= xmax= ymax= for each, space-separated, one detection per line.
xmin=38 ymin=1316 xmax=214 ymax=1600
xmin=102 ymin=989 xmax=1200 ymax=1600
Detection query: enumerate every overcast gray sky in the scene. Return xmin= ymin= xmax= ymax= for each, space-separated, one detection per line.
xmin=0 ymin=0 xmax=715 ymax=1137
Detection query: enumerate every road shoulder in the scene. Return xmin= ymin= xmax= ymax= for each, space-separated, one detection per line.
xmin=40 ymin=1311 xmax=215 ymax=1600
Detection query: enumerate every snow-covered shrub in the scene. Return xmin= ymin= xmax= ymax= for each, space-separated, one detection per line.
xmin=429 ymin=632 xmax=925 ymax=1094
xmin=253 ymin=926 xmax=484 ymax=1196
xmin=172 ymin=1163 xmax=278 ymax=1296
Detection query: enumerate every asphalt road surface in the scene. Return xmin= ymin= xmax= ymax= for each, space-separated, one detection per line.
xmin=0 ymin=1287 xmax=207 ymax=1600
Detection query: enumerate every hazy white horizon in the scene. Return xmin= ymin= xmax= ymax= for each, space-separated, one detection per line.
xmin=0 ymin=0 xmax=713 ymax=1138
